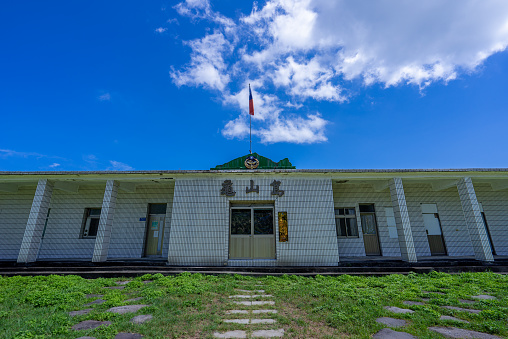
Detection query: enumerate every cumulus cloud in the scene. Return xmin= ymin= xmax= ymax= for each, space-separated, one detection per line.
xmin=155 ymin=27 xmax=167 ymax=33
xmin=48 ymin=163 xmax=60 ymax=168
xmin=172 ymin=0 xmax=508 ymax=143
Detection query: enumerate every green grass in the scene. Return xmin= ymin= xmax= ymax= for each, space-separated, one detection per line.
xmin=0 ymin=271 xmax=506 ymax=338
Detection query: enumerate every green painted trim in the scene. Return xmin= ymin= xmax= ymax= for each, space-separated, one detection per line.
xmin=211 ymin=153 xmax=296 ymax=170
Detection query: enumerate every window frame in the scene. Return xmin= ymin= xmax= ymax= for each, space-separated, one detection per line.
xmin=81 ymin=208 xmax=101 ymax=239
xmin=335 ymin=207 xmax=359 ymax=238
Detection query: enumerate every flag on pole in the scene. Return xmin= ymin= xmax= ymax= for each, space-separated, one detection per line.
xmin=249 ymin=84 xmax=254 ymax=116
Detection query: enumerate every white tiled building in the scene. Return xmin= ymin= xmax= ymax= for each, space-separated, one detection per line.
xmin=1 ymin=155 xmax=506 ymax=266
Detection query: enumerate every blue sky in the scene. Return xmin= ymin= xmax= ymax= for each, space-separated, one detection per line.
xmin=1 ymin=0 xmax=508 ymax=171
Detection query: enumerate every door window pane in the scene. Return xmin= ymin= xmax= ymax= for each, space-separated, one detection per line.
xmin=88 ymin=218 xmax=100 ymax=237
xmin=361 ymin=214 xmax=377 ymax=235
xmin=254 ymin=209 xmax=274 ymax=235
xmin=231 ymin=209 xmax=251 ymax=235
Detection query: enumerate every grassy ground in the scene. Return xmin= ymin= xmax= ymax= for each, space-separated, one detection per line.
xmin=0 ymin=271 xmax=506 ymax=338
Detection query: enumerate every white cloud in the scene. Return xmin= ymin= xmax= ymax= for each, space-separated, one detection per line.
xmin=48 ymin=163 xmax=60 ymax=168
xmin=98 ymin=93 xmax=110 ymax=101
xmin=155 ymin=27 xmax=167 ymax=33
xmin=108 ymin=160 xmax=134 ymax=171
xmin=171 ymin=32 xmax=232 ymax=91
xmin=0 ymin=149 xmax=45 ymax=158
xmin=172 ymin=0 xmax=508 ymax=143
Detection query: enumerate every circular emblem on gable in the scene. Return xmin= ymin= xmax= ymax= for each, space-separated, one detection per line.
xmin=245 ymin=156 xmax=259 ymax=169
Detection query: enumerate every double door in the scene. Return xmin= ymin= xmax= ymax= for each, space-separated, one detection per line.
xmin=229 ymin=206 xmax=275 ymax=259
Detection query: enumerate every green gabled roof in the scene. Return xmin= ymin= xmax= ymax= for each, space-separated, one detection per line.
xmin=211 ymin=153 xmax=296 ymax=170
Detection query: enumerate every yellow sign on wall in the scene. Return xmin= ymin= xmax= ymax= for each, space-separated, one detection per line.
xmin=278 ymin=212 xmax=288 ymax=242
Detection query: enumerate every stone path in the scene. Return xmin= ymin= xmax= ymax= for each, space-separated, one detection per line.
xmin=214 ymin=286 xmax=284 ymax=338
xmin=428 ymin=326 xmax=501 ymax=338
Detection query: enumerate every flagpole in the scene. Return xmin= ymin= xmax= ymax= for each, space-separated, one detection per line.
xmin=250 ymin=113 xmax=252 ymax=154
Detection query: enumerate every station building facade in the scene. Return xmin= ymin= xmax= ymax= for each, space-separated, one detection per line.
xmin=0 ymin=154 xmax=506 ymax=266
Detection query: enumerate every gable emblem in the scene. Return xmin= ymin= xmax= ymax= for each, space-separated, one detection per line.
xmin=244 ymin=156 xmax=259 ymax=169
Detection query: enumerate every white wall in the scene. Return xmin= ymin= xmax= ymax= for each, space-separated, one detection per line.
xmin=108 ymin=183 xmax=174 ymax=258
xmin=474 ymin=183 xmax=508 ymax=255
xmin=38 ymin=185 xmax=105 ymax=259
xmin=168 ymin=176 xmax=339 ymax=266
xmin=0 ymin=187 xmax=35 ymax=260
xmin=404 ymin=183 xmax=474 ymax=257
xmin=332 ymin=183 xmax=402 ymax=257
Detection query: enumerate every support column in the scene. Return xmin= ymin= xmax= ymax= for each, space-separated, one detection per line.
xmin=457 ymin=177 xmax=494 ymax=262
xmin=389 ymin=177 xmax=417 ymax=263
xmin=17 ymin=179 xmax=53 ymax=263
xmin=92 ymin=180 xmax=119 ymax=262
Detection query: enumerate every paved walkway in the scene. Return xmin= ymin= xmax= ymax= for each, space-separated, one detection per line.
xmin=214 ymin=284 xmax=284 ymax=338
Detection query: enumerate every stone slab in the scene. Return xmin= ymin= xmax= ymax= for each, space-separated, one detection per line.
xmin=252 ymin=301 xmax=275 ymax=305
xmin=213 ymin=330 xmax=247 ymax=338
xmin=114 ymin=333 xmax=143 ymax=339
xmin=440 ymin=315 xmax=469 ymax=323
xmin=384 ymin=306 xmax=415 ymax=314
xmin=130 ymin=314 xmax=153 ymax=324
xmin=69 ymin=309 xmax=93 ymax=317
xmin=105 ymin=286 xmax=124 ymax=290
xmin=72 ymin=320 xmax=111 ymax=331
xmin=143 ymin=280 xmax=153 ymax=284
xmin=107 ymin=305 xmax=148 ymax=314
xmin=375 ymin=317 xmax=407 ymax=327
xmin=252 ymin=310 xmax=277 ymax=314
xmin=428 ymin=326 xmax=501 ymax=338
xmin=423 ymin=291 xmax=445 ymax=295
xmin=84 ymin=299 xmax=105 ymax=306
xmin=372 ymin=328 xmax=417 ymax=339
xmin=232 ymin=301 xmax=251 ymax=306
xmin=125 ymin=297 xmax=143 ymax=302
xmin=252 ymin=329 xmax=284 ymax=338
xmin=229 ymin=295 xmax=253 ymax=298
xmin=224 ymin=319 xmax=250 ymax=324
xmin=115 ymin=280 xmax=132 ymax=285
xmin=442 ymin=306 xmax=481 ymax=314
xmin=226 ymin=310 xmax=249 ymax=314
xmin=86 ymin=294 xmax=103 ymax=298
xmin=251 ymin=319 xmax=276 ymax=324
xmin=403 ymin=301 xmax=424 ymax=306
xmin=421 ymin=298 xmax=430 ymax=302
xmin=472 ymin=294 xmax=496 ymax=300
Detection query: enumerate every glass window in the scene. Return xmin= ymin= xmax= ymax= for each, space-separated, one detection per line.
xmin=254 ymin=209 xmax=274 ymax=235
xmin=149 ymin=204 xmax=167 ymax=215
xmin=231 ymin=209 xmax=251 ymax=235
xmin=335 ymin=207 xmax=359 ymax=238
xmin=82 ymin=208 xmax=101 ymax=238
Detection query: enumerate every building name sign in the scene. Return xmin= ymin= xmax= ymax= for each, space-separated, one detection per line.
xmin=220 ymin=180 xmax=285 ymax=197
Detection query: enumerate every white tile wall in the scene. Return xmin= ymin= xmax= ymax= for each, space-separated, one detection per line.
xmin=168 ymin=176 xmax=339 ymax=266
xmin=404 ymin=183 xmax=474 ymax=257
xmin=38 ymin=182 xmax=175 ymax=260
xmin=38 ymin=185 xmax=105 ymax=259
xmin=332 ymin=183 xmax=401 ymax=257
xmin=0 ymin=187 xmax=36 ymax=260
xmin=473 ymin=183 xmax=508 ymax=255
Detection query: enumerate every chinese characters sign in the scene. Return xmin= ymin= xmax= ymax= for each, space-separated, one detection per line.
xmin=220 ymin=180 xmax=285 ymax=197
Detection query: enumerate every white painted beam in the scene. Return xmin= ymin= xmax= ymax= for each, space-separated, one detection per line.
xmin=119 ymin=182 xmax=136 ymax=193
xmin=490 ymin=181 xmax=508 ymax=191
xmin=431 ymin=180 xmax=458 ymax=191
xmin=53 ymin=181 xmax=79 ymax=193
xmin=0 ymin=183 xmax=19 ymax=193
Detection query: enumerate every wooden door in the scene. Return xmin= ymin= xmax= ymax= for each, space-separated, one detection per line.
xmin=421 ymin=204 xmax=447 ymax=256
xmin=361 ymin=213 xmax=381 ymax=255
xmin=145 ymin=215 xmax=165 ymax=256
